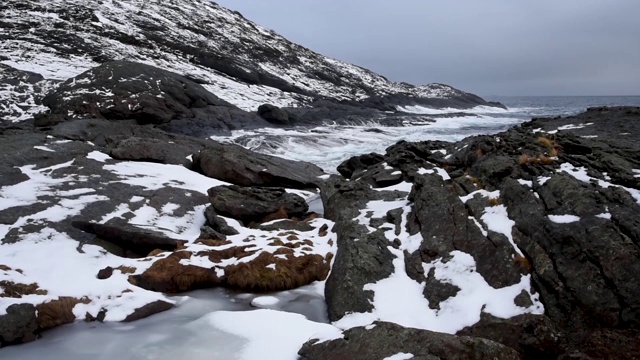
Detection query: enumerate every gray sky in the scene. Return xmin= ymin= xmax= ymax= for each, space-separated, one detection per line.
xmin=215 ymin=0 xmax=640 ymax=96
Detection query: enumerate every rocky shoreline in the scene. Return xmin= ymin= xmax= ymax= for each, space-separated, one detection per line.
xmin=1 ymin=105 xmax=639 ymax=359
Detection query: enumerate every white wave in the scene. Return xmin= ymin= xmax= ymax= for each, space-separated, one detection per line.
xmin=211 ymin=115 xmax=526 ymax=172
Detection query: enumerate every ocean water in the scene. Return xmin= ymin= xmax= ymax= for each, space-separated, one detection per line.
xmin=212 ymin=96 xmax=640 ymax=172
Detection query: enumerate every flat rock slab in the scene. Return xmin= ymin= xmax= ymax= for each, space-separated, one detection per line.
xmin=197 ymin=142 xmax=324 ymax=189
xmin=72 ymin=220 xmax=185 ymax=258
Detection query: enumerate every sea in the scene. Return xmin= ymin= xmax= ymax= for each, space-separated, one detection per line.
xmin=2 ymin=96 xmax=639 ymax=360
xmin=211 ymin=96 xmax=640 ymax=173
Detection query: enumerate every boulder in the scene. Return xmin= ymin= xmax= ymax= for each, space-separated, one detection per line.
xmin=204 ymin=205 xmax=240 ymax=235
xmin=257 ymin=104 xmax=290 ymax=125
xmin=208 ymin=185 xmax=308 ymax=224
xmin=336 ymin=152 xmax=384 ymax=179
xmin=299 ymin=321 xmax=521 ymax=360
xmin=0 ymin=304 xmax=37 ymax=348
xmin=197 ymin=142 xmax=324 ymax=189
xmin=122 ymin=300 xmax=174 ymax=322
xmin=72 ymin=219 xmax=186 ymax=258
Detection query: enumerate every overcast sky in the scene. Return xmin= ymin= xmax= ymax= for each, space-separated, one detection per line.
xmin=215 ymin=0 xmax=640 ymax=96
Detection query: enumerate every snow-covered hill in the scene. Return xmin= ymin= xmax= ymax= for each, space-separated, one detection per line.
xmin=1 ymin=0 xmax=496 ymax=123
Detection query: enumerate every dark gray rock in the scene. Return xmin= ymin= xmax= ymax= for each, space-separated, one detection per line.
xmin=203 ymin=206 xmax=240 ymax=236
xmin=258 ymin=219 xmax=315 ymax=232
xmin=257 ymin=104 xmax=289 ymax=125
xmin=299 ymin=321 xmax=521 ymax=360
xmin=336 ymin=152 xmax=384 ymax=179
xmin=208 ymin=185 xmax=308 ymax=224
xmin=0 ymin=304 xmax=38 ymax=348
xmin=197 ymin=142 xmax=324 ymax=189
xmin=72 ymin=219 xmax=185 ymax=258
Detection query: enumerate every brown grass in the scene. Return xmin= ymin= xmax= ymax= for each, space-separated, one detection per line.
xmin=514 ymin=254 xmax=532 ymax=273
xmin=286 ymin=234 xmax=299 ymax=241
xmin=261 ymin=207 xmax=289 ymax=223
xmin=0 ymin=264 xmax=10 ymax=271
xmin=518 ymin=154 xmax=554 ymax=166
xmin=147 ymin=249 xmax=167 ymax=257
xmin=303 ymin=213 xmax=321 ymax=222
xmin=36 ymin=297 xmax=90 ymax=330
xmin=194 ymin=238 xmax=231 ymax=247
xmin=549 ymin=148 xmax=559 ymax=157
xmin=203 ymin=246 xmax=256 ymax=263
xmin=129 ymin=251 xmax=221 ymax=293
xmin=537 ymin=136 xmax=555 ymax=149
xmin=318 ymin=224 xmax=328 ymax=237
xmin=488 ymin=197 xmax=502 ymax=206
xmin=0 ymin=281 xmax=48 ymax=298
xmin=475 ymin=147 xmax=485 ymax=159
xmin=224 ymin=252 xmax=331 ymax=292
xmin=115 ymin=266 xmax=136 ymax=274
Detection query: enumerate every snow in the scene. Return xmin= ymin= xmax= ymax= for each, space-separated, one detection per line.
xmin=517 ymin=179 xmax=533 ymax=187
xmin=208 ymin=309 xmax=342 ymax=360
xmin=556 ymin=122 xmax=594 ymax=131
xmin=558 ymin=163 xmax=640 ymax=204
xmin=334 ymin=248 xmax=542 ymax=334
xmin=87 ymin=150 xmax=112 ymax=162
xmin=596 ymin=213 xmax=612 ymax=220
xmin=384 ymin=353 xmax=415 ymax=360
xmin=459 ymin=189 xmax=500 ymax=204
xmin=548 ymin=215 xmax=581 ymax=224
xmin=373 ymin=181 xmax=413 ymax=192
xmin=251 ymin=296 xmax=280 ymax=307
xmin=480 ymin=205 xmax=522 ymax=256
xmin=33 ymin=145 xmax=55 ymax=152
xmin=538 ymin=176 xmax=551 ymax=185
xmin=633 ymin=169 xmax=640 ymax=178
xmin=418 ymin=167 xmax=451 ymax=181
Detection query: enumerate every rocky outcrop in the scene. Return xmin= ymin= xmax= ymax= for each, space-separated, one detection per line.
xmin=299 ymin=322 xmax=521 ymax=360
xmin=196 ymin=142 xmax=325 ymax=189
xmin=321 ymin=107 xmax=640 ymax=359
xmin=41 ymin=61 xmax=264 ymax=134
xmin=208 ymin=185 xmax=309 ymax=224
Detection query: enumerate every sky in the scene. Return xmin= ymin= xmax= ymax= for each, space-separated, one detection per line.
xmin=215 ymin=0 xmax=640 ymax=96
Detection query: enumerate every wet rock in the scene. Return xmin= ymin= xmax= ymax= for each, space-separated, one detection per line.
xmin=72 ymin=219 xmax=185 ymax=258
xmin=0 ymin=304 xmax=37 ymax=348
xmin=122 ymin=300 xmax=174 ymax=322
xmin=197 ymin=142 xmax=324 ymax=189
xmin=208 ymin=185 xmax=308 ymax=224
xmin=299 ymin=321 xmax=521 ymax=360
xmin=257 ymin=104 xmax=289 ymax=125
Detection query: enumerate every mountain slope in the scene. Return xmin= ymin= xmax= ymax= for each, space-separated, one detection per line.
xmin=1 ymin=0 xmax=499 ymax=123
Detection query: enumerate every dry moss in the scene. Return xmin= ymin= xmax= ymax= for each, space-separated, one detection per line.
xmin=0 ymin=264 xmax=11 ymax=271
xmin=488 ymin=197 xmax=502 ymax=206
xmin=115 ymin=266 xmax=137 ymax=274
xmin=36 ymin=297 xmax=90 ymax=330
xmin=261 ymin=207 xmax=288 ymax=223
xmin=129 ymin=251 xmax=221 ymax=293
xmin=224 ymin=252 xmax=331 ymax=292
xmin=0 ymin=281 xmax=48 ymax=298
xmin=195 ymin=238 xmax=231 ymax=247
xmin=518 ymin=154 xmax=554 ymax=166
xmin=514 ymin=254 xmax=532 ymax=273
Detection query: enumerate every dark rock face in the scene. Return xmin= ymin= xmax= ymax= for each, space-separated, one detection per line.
xmin=0 ymin=304 xmax=38 ymax=348
xmin=72 ymin=219 xmax=185 ymax=258
xmin=299 ymin=322 xmax=521 ymax=360
xmin=320 ymin=107 xmax=640 ymax=359
xmin=197 ymin=142 xmax=324 ymax=189
xmin=257 ymin=104 xmax=290 ymax=125
xmin=203 ymin=206 xmax=240 ymax=236
xmin=42 ymin=61 xmax=265 ymax=133
xmin=208 ymin=185 xmax=308 ymax=224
